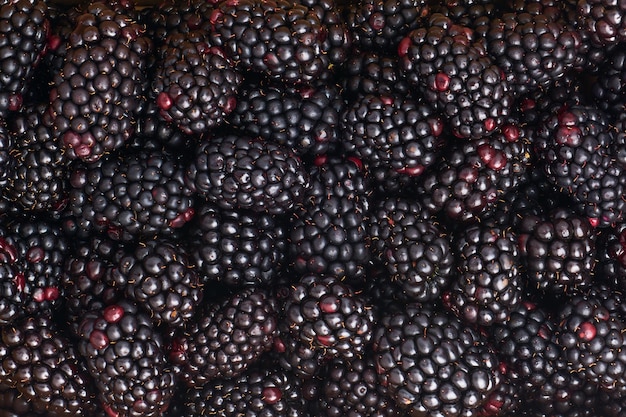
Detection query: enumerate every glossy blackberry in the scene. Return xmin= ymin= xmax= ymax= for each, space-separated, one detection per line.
xmin=369 ymin=197 xmax=454 ymax=302
xmin=431 ymin=0 xmax=497 ymax=35
xmin=519 ymin=208 xmax=596 ymax=295
xmin=373 ymin=303 xmax=502 ymax=416
xmin=77 ymin=300 xmax=175 ymax=417
xmin=289 ymin=156 xmax=371 ymax=282
xmin=484 ymin=13 xmax=580 ymax=96
xmin=0 ymin=120 xmax=14 ymax=196
xmin=135 ymin=101 xmax=196 ymax=150
xmin=230 ymin=80 xmax=342 ymax=156
xmin=169 ymin=288 xmax=277 ymax=387
xmin=578 ymin=0 xmax=626 ymax=48
xmin=189 ymin=203 xmax=286 ymax=288
xmin=209 ymin=0 xmax=332 ymax=84
xmin=153 ymin=31 xmax=241 ymax=136
xmin=67 ymin=146 xmax=195 ymax=241
xmin=346 ymin=0 xmax=429 ymax=50
xmin=591 ymin=48 xmax=626 ymax=116
xmin=341 ymin=94 xmax=445 ymax=178
xmin=186 ymin=134 xmax=309 ymax=215
xmin=272 ymin=329 xmax=327 ymax=380
xmin=598 ymin=224 xmax=626 ymax=289
xmin=0 ymin=0 xmax=49 ymax=115
xmin=0 ymin=382 xmax=46 ymax=416
xmin=0 ymin=316 xmax=97 ymax=417
xmin=49 ymin=1 xmax=152 ymax=162
xmin=341 ymin=50 xmax=410 ymax=98
xmin=398 ymin=14 xmax=512 ymax=139
xmin=185 ymin=363 xmax=308 ymax=417
xmin=284 ymin=275 xmax=375 ymax=360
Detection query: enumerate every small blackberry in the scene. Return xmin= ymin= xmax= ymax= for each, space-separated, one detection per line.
xmin=341 ymin=50 xmax=411 ymax=98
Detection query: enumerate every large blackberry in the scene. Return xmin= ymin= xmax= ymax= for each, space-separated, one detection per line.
xmin=341 ymin=50 xmax=411 ymax=98
xmin=373 ymin=303 xmax=502 ymax=416
xmin=77 ymin=300 xmax=176 ymax=417
xmin=153 ymin=31 xmax=242 ymax=136
xmin=186 ymin=134 xmax=310 ymax=215
xmin=170 ymin=287 xmax=277 ymax=387
xmin=445 ymin=223 xmax=523 ymax=326
xmin=49 ymin=1 xmax=152 ymax=162
xmin=0 ymin=316 xmax=97 ymax=417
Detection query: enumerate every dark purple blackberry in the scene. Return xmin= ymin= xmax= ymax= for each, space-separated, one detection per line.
xmin=0 ymin=382 xmax=47 ymax=416
xmin=67 ymin=146 xmax=195 ymax=241
xmin=341 ymin=50 xmax=411 ymax=98
xmin=77 ymin=300 xmax=176 ymax=417
xmin=135 ymin=101 xmax=196 ymax=150
xmin=289 ymin=156 xmax=371 ymax=282
xmin=346 ymin=0 xmax=429 ymax=50
xmin=373 ymin=303 xmax=502 ymax=416
xmin=598 ymin=223 xmax=626 ymax=289
xmin=169 ymin=288 xmax=277 ymax=387
xmin=578 ymin=0 xmax=626 ymax=48
xmin=0 ymin=0 xmax=49 ymax=115
xmin=474 ymin=375 xmax=521 ymax=417
xmin=185 ymin=134 xmax=310 ymax=215
xmin=431 ymin=0 xmax=497 ymax=36
xmin=398 ymin=14 xmax=513 ymax=139
xmin=153 ymin=31 xmax=242 ymax=136
xmin=369 ymin=197 xmax=454 ymax=302
xmin=229 ymin=80 xmax=342 ymax=156
xmin=49 ymin=1 xmax=152 ymax=163
xmin=484 ymin=13 xmax=581 ymax=96
xmin=519 ymin=208 xmax=596 ymax=295
xmin=272 ymin=329 xmax=327 ymax=380
xmin=0 ymin=316 xmax=97 ymax=417
xmin=188 ymin=203 xmax=286 ymax=288
xmin=283 ymin=274 xmax=375 ymax=360
xmin=341 ymin=94 xmax=445 ymax=178
xmin=185 ymin=363 xmax=308 ymax=417
xmin=592 ymin=48 xmax=626 ymax=116
xmin=0 ymin=120 xmax=14 ymax=198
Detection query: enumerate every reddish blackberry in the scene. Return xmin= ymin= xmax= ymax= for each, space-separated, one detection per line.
xmin=373 ymin=303 xmax=502 ymax=416
xmin=0 ymin=315 xmax=97 ymax=417
xmin=0 ymin=0 xmax=49 ymax=115
xmin=578 ymin=0 xmax=626 ymax=48
xmin=185 ymin=134 xmax=310 ymax=215
xmin=591 ymin=48 xmax=626 ymax=116
xmin=341 ymin=94 xmax=445 ymax=178
xmin=189 ymin=203 xmax=286 ymax=288
xmin=49 ymin=1 xmax=152 ymax=162
xmin=398 ymin=14 xmax=513 ymax=139
xmin=289 ymin=156 xmax=371 ymax=282
xmin=445 ymin=223 xmax=523 ymax=326
xmin=368 ymin=197 xmax=454 ymax=302
xmin=169 ymin=288 xmax=277 ymax=387
xmin=283 ymin=274 xmax=375 ymax=360
xmin=341 ymin=50 xmax=411 ymax=98
xmin=153 ymin=31 xmax=242 ymax=136
xmin=229 ymin=80 xmax=342 ymax=156
xmin=77 ymin=300 xmax=176 ymax=417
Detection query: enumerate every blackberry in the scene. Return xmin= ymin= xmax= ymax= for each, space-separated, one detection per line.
xmin=0 ymin=316 xmax=97 ymax=417
xmin=283 ymin=274 xmax=375 ymax=360
xmin=229 ymin=80 xmax=342 ymax=157
xmin=598 ymin=223 xmax=626 ymax=289
xmin=77 ymin=300 xmax=176 ymax=417
xmin=289 ymin=156 xmax=371 ymax=282
xmin=185 ymin=134 xmax=310 ymax=215
xmin=341 ymin=94 xmax=445 ymax=178
xmin=398 ymin=14 xmax=512 ymax=139
xmin=0 ymin=382 xmax=47 ymax=416
xmin=474 ymin=376 xmax=521 ymax=416
xmin=170 ymin=287 xmax=277 ymax=387
xmin=341 ymin=50 xmax=411 ymax=98
xmin=189 ymin=203 xmax=286 ymax=288
xmin=135 ymin=101 xmax=196 ymax=150
xmin=519 ymin=208 xmax=596 ymax=295
xmin=373 ymin=303 xmax=502 ymax=416
xmin=592 ymin=48 xmax=626 ymax=116
xmin=445 ymin=223 xmax=523 ymax=326
xmin=272 ymin=329 xmax=327 ymax=380
xmin=153 ymin=31 xmax=242 ymax=136
xmin=578 ymin=0 xmax=626 ymax=48
xmin=49 ymin=1 xmax=152 ymax=162
xmin=0 ymin=0 xmax=49 ymax=115
xmin=368 ymin=197 xmax=454 ymax=302
xmin=431 ymin=0 xmax=497 ymax=36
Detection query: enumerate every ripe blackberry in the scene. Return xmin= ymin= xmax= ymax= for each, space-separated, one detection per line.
xmin=591 ymin=48 xmax=626 ymax=116
xmin=0 ymin=0 xmax=49 ymax=115
xmin=445 ymin=223 xmax=523 ymax=326
xmin=0 ymin=382 xmax=47 ymax=416
xmin=49 ymin=1 xmax=152 ymax=162
xmin=518 ymin=208 xmax=596 ymax=295
xmin=431 ymin=0 xmax=497 ymax=36
xmin=598 ymin=224 xmax=626 ymax=289
xmin=289 ymin=156 xmax=371 ymax=281
xmin=341 ymin=50 xmax=410 ymax=98
xmin=77 ymin=300 xmax=176 ymax=417
xmin=272 ymin=329 xmax=327 ymax=380
xmin=373 ymin=303 xmax=502 ymax=416
xmin=0 ymin=120 xmax=14 ymax=195
xmin=186 ymin=134 xmax=310 ymax=215
xmin=189 ymin=203 xmax=286 ymax=288
xmin=170 ymin=287 xmax=277 ymax=387
xmin=67 ymin=146 xmax=195 ymax=241
xmin=578 ymin=0 xmax=626 ymax=48
xmin=341 ymin=94 xmax=445 ymax=178
xmin=153 ymin=31 xmax=242 ymax=136
xmin=284 ymin=274 xmax=375 ymax=360
xmin=369 ymin=197 xmax=454 ymax=302
xmin=0 ymin=315 xmax=97 ymax=417
xmin=346 ymin=0 xmax=429 ymax=50
xmin=135 ymin=101 xmax=196 ymax=150
xmin=398 ymin=14 xmax=513 ymax=139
